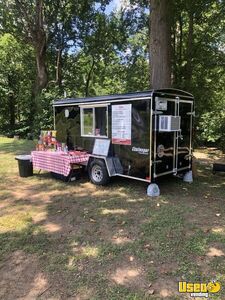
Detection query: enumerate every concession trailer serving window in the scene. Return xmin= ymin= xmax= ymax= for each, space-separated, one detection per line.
xmin=80 ymin=105 xmax=108 ymax=138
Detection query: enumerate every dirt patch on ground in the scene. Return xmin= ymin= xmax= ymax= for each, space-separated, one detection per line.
xmin=109 ymin=257 xmax=147 ymax=290
xmin=152 ymin=278 xmax=179 ymax=298
xmin=0 ymin=251 xmax=49 ymax=300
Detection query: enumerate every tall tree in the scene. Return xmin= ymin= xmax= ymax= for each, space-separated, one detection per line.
xmin=0 ymin=34 xmax=34 ymax=133
xmin=150 ymin=0 xmax=173 ymax=89
xmin=2 ymin=0 xmax=49 ymax=95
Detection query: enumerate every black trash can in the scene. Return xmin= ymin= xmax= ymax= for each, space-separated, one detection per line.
xmin=213 ymin=163 xmax=225 ymax=174
xmin=15 ymin=155 xmax=33 ymax=177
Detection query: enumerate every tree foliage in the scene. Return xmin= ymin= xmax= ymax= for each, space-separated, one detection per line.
xmin=0 ymin=0 xmax=224 ymax=148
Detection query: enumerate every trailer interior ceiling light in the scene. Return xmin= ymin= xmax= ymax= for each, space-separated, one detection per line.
xmin=65 ymin=109 xmax=69 ymax=118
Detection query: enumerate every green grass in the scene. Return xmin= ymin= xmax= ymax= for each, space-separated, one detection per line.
xmin=0 ymin=136 xmax=225 ymax=299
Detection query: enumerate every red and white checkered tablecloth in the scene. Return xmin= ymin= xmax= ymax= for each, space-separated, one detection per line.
xmin=31 ymin=151 xmax=90 ymax=177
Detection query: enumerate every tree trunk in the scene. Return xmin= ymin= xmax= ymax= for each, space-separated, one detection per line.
xmin=56 ymin=48 xmax=63 ymax=89
xmin=184 ymin=11 xmax=194 ymax=91
xmin=28 ymin=0 xmax=48 ymax=129
xmin=35 ymin=42 xmax=48 ymax=92
xmin=9 ymin=93 xmax=15 ymax=131
xmin=33 ymin=0 xmax=48 ymax=93
xmin=29 ymin=44 xmax=47 ymax=129
xmin=150 ymin=0 xmax=172 ymax=89
xmin=85 ymin=57 xmax=95 ymax=97
xmin=15 ymin=0 xmax=48 ymax=103
xmin=178 ymin=14 xmax=183 ymax=86
xmin=171 ymin=23 xmax=176 ymax=86
xmin=8 ymin=75 xmax=16 ymax=131
xmin=28 ymin=85 xmax=39 ymax=128
xmin=178 ymin=15 xmax=183 ymax=72
xmin=173 ymin=14 xmax=183 ymax=87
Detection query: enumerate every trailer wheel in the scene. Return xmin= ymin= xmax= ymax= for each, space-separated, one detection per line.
xmin=88 ymin=159 xmax=110 ymax=185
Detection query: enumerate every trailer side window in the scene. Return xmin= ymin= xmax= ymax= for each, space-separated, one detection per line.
xmin=83 ymin=108 xmax=94 ymax=136
xmin=81 ymin=106 xmax=108 ymax=137
xmin=95 ymin=107 xmax=107 ymax=136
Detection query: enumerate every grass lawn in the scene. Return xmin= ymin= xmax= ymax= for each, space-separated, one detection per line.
xmin=0 ymin=136 xmax=225 ymax=299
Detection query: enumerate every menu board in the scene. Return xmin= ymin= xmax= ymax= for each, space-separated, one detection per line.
xmin=112 ymin=104 xmax=132 ymax=145
xmin=93 ymin=139 xmax=110 ymax=156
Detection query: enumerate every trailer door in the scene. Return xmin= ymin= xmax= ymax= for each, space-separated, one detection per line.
xmin=176 ymin=101 xmax=193 ymax=172
xmin=153 ymin=98 xmax=177 ymax=177
xmin=153 ymin=97 xmax=193 ymax=178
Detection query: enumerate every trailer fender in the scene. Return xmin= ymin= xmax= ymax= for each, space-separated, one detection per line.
xmin=87 ymin=155 xmax=123 ymax=177
xmin=87 ymin=156 xmax=111 ymax=177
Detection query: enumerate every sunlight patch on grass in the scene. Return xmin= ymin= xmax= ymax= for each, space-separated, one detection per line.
xmin=81 ymin=245 xmax=99 ymax=258
xmin=70 ymin=239 xmax=100 ymax=260
xmin=111 ymin=236 xmax=133 ymax=245
xmin=126 ymin=198 xmax=146 ymax=203
xmin=0 ymin=137 xmax=35 ymax=176
xmin=212 ymin=227 xmax=225 ymax=235
xmin=67 ymin=256 xmax=76 ymax=270
xmin=207 ymin=247 xmax=225 ymax=257
xmin=0 ymin=212 xmax=32 ymax=233
xmin=194 ymin=152 xmax=209 ymax=160
xmin=101 ymin=208 xmax=128 ymax=215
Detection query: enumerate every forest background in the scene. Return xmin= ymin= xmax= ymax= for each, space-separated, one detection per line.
xmin=0 ymin=0 xmax=225 ymax=148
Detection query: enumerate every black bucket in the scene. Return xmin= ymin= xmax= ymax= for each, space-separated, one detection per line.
xmin=15 ymin=155 xmax=33 ymax=177
xmin=212 ymin=163 xmax=225 ymax=174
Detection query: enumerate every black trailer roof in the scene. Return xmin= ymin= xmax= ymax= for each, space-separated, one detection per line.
xmin=53 ymin=88 xmax=194 ymax=106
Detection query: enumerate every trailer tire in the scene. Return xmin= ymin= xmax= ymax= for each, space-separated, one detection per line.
xmin=88 ymin=159 xmax=110 ymax=185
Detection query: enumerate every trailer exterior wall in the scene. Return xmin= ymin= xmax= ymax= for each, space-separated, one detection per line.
xmin=54 ymin=98 xmax=151 ymax=181
xmin=53 ymin=89 xmax=194 ymax=183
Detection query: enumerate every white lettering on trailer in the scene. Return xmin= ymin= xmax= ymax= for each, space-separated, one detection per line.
xmin=132 ymin=147 xmax=149 ymax=155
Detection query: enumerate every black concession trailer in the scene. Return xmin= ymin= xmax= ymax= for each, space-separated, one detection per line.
xmin=53 ymin=89 xmax=194 ymax=186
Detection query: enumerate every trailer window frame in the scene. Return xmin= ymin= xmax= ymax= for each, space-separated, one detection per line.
xmin=80 ymin=104 xmax=109 ymax=138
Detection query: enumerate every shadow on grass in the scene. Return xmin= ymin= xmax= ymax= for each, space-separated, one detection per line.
xmin=0 ymin=138 xmax=36 ymax=155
